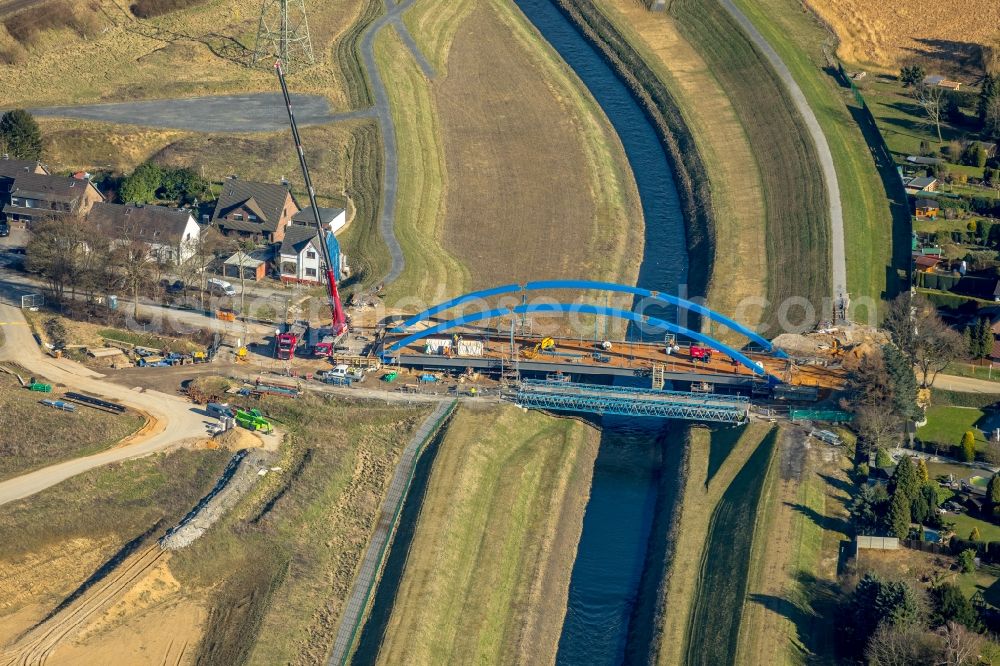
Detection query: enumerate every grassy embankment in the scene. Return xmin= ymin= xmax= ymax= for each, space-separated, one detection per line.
xmin=730 ymin=0 xmax=909 ymax=310
xmin=737 ymin=429 xmax=853 ymax=664
xmin=590 ymin=0 xmax=766 ymax=339
xmin=170 ymin=394 xmax=432 ymax=665
xmin=378 ymin=0 xmax=643 ymax=308
xmin=0 ymin=449 xmax=231 ymax=626
xmin=0 ymin=373 xmax=146 ymax=481
xmin=369 ymin=404 xmax=600 ymax=665
xmin=663 ymin=0 xmax=829 ymax=332
xmin=652 ymin=423 xmax=776 ymax=665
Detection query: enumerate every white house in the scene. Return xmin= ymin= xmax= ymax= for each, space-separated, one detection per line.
xmin=277 ymin=224 xmax=348 ymax=284
xmin=88 ymin=202 xmax=200 ymax=264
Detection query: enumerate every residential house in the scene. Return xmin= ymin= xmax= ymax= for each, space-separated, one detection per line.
xmin=290 ymin=206 xmax=347 ymax=234
xmin=923 ymin=74 xmax=961 ymax=90
xmin=904 ymin=176 xmax=939 ymax=196
xmin=915 ymin=198 xmax=939 ymax=220
xmin=277 ymin=224 xmax=348 ymax=284
xmin=222 ymin=249 xmax=268 ymax=282
xmin=278 ymin=224 xmax=324 ymax=284
xmin=0 ymin=157 xmax=48 ymax=177
xmin=0 ymin=172 xmax=103 ymax=227
xmin=913 ymin=255 xmax=941 ymax=272
xmin=211 ymin=179 xmax=299 ymax=244
xmin=88 ymin=202 xmax=200 ymax=265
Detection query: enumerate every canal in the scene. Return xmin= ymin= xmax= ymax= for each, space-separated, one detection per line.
xmin=511 ymin=1 xmax=690 ymax=664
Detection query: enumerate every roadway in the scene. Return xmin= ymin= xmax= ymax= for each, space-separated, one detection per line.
xmin=0 ymin=302 xmax=212 ymax=506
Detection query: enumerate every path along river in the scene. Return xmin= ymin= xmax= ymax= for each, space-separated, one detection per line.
xmin=511 ymin=1 xmax=690 ymax=663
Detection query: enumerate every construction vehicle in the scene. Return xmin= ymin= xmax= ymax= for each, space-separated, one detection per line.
xmin=275 ymin=60 xmax=348 ymax=339
xmin=313 ymin=335 xmax=336 ymax=358
xmin=276 ymin=322 xmax=307 ymax=360
xmin=192 ymin=350 xmax=208 ymax=363
xmin=236 ymin=408 xmax=273 ymax=433
xmin=689 ymin=345 xmax=713 ymax=363
xmin=521 ymin=337 xmax=556 ymax=359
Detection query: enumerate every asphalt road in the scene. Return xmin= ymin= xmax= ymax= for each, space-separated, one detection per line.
xmin=930 ymin=373 xmax=1000 ymax=394
xmin=718 ymin=0 xmax=847 ymax=311
xmin=31 ymin=95 xmax=375 ymax=133
xmin=0 ymin=302 xmax=211 ymax=506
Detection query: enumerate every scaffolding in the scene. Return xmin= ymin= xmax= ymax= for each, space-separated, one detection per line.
xmin=512 ymin=380 xmax=750 ymax=424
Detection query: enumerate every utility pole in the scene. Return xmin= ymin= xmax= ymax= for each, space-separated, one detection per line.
xmin=251 ymin=0 xmax=315 ymax=71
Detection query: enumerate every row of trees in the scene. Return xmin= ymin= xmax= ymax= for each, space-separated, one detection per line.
xmin=850 ymin=455 xmax=940 ymax=538
xmin=843 ymin=572 xmax=986 ymax=665
xmin=24 ymin=214 xmax=226 ymax=315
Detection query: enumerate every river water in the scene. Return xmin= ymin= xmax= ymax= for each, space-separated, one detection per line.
xmin=511 ymin=1 xmax=690 ymax=663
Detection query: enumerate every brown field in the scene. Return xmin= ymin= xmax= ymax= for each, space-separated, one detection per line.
xmin=435 ymin=1 xmax=642 ymax=292
xmin=805 ymin=0 xmax=1000 ymax=76
xmin=0 ymin=0 xmax=364 ymax=107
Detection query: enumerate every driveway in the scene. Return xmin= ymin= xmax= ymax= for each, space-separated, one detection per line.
xmin=30 ymin=95 xmax=375 ymax=133
xmin=0 ymin=303 xmax=212 ymax=506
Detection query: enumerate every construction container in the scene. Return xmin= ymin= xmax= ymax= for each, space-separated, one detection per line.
xmin=424 ymin=339 xmax=452 ymax=354
xmin=456 ymin=340 xmax=484 ymax=356
xmin=29 ymin=382 xmax=52 ymax=392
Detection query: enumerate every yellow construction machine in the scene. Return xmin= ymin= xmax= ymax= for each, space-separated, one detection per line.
xmin=521 ymin=337 xmax=555 ymax=359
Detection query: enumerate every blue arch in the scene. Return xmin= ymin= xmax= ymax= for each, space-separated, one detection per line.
xmin=385 ymin=302 xmax=771 ymax=378
xmin=393 ymin=279 xmax=781 ymax=356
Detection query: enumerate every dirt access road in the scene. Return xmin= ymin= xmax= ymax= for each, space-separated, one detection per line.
xmin=0 ymin=303 xmax=209 ymax=506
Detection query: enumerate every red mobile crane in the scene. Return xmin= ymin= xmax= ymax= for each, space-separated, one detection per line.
xmin=274 ymin=60 xmax=348 ymax=344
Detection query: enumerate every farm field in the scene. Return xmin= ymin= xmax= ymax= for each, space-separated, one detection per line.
xmin=0 ymin=373 xmax=145 ymax=480
xmin=594 ymin=0 xmax=767 ymax=336
xmin=665 ymin=0 xmax=829 ymax=332
xmin=802 ymin=0 xmax=1000 ymax=77
xmin=377 ymin=0 xmax=642 ymax=303
xmin=729 ymin=0 xmax=907 ymax=313
xmin=371 ymin=404 xmax=600 ymax=665
xmin=737 ymin=430 xmax=852 ymax=664
xmin=653 ymin=423 xmax=774 ymax=666
xmin=0 ymin=448 xmax=232 ymax=644
xmin=683 ymin=426 xmax=777 ymax=665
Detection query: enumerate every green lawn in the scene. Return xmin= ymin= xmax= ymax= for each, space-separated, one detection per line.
xmin=927 ymin=462 xmax=975 ymax=484
xmin=918 ymin=405 xmax=988 ymax=446
xmin=729 ymin=0 xmax=906 ymax=307
xmin=949 ymin=512 xmax=1000 ymax=543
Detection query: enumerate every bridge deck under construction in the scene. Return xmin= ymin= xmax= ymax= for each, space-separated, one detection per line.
xmin=379 ymin=333 xmax=845 ymax=390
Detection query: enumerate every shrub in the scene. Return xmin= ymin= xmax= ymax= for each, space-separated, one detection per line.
xmin=129 ymin=0 xmax=207 ymax=19
xmin=962 ymin=431 xmax=977 ymax=462
xmin=3 ymin=1 xmax=101 ymax=46
xmin=959 ymin=548 xmax=977 ymax=573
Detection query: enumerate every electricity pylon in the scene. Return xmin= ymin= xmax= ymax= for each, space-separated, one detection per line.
xmin=251 ymin=0 xmax=315 ymax=71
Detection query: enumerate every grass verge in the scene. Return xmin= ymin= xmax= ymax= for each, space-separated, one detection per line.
xmin=372 ymin=404 xmax=601 ymax=665
xmin=653 ymin=423 xmax=774 ymax=665
xmin=667 ymin=0 xmax=829 ymax=331
xmin=729 ymin=0 xmax=909 ymax=308
xmin=685 ymin=426 xmax=778 ymax=665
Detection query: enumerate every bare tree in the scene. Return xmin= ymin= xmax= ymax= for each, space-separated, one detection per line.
xmin=181 ymin=226 xmax=223 ymax=312
xmin=866 ymin=622 xmax=944 ymax=666
xmin=938 ymin=621 xmax=983 ymax=666
xmin=113 ymin=219 xmax=154 ymax=318
xmin=914 ymin=83 xmax=946 ymax=143
xmin=914 ymin=314 xmax=965 ymax=387
xmin=24 ymin=214 xmax=90 ymax=304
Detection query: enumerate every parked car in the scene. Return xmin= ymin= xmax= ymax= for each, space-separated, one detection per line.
xmin=0 ymin=223 xmax=9 ymax=237
xmin=206 ymin=401 xmax=235 ymax=419
xmin=207 ymin=278 xmax=237 ymax=297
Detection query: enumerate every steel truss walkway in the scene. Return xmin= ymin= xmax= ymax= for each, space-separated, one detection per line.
xmin=511 ymin=380 xmax=750 ymax=424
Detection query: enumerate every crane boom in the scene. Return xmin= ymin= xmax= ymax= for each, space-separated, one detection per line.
xmin=274 ymin=59 xmax=348 ymax=336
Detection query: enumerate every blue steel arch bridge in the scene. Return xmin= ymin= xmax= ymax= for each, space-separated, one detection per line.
xmin=375 ymin=280 xmax=840 ymax=424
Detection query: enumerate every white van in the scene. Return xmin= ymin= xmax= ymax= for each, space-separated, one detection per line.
xmin=207 ymin=278 xmax=237 ymax=297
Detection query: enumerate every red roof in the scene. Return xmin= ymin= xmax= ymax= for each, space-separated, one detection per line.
xmin=914 ymin=256 xmax=940 ymax=269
